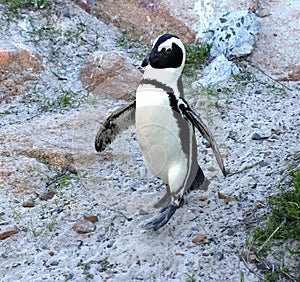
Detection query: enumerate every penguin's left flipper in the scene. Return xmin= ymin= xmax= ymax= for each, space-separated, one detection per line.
xmin=95 ymin=100 xmax=136 ymax=152
xmin=144 ymin=204 xmax=178 ymax=231
xmin=180 ymin=98 xmax=226 ymax=177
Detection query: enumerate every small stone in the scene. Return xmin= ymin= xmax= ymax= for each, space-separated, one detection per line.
xmin=83 ymin=214 xmax=99 ymax=223
xmin=22 ymin=200 xmax=34 ymax=208
xmin=270 ymin=135 xmax=279 ymax=140
xmin=251 ymin=133 xmax=269 ymax=140
xmin=257 ymin=262 xmax=269 ymax=270
xmin=72 ymin=219 xmax=96 ymax=234
xmin=199 ymin=195 xmax=207 ymax=201
xmin=251 ymin=133 xmax=262 ymax=140
xmin=192 ymin=233 xmax=207 ymax=243
xmin=271 ymin=129 xmax=281 ymax=135
xmin=39 ymin=191 xmax=55 ymax=201
xmin=50 ymin=260 xmax=59 ymax=266
xmin=0 ymin=226 xmax=19 ymax=240
xmin=254 ymin=90 xmax=262 ymax=94
xmin=218 ymin=192 xmax=228 ymax=200
xmin=246 ymin=252 xmax=257 ymax=263
xmin=259 ymin=161 xmax=268 ymax=167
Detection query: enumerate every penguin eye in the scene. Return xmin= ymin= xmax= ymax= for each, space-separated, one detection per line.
xmin=165 ymin=48 xmax=172 ymax=53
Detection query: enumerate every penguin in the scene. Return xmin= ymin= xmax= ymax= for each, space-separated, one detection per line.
xmin=95 ymin=33 xmax=226 ymax=230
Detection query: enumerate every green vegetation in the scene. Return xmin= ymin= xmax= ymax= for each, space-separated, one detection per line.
xmin=183 ymin=43 xmax=210 ymax=77
xmin=245 ymin=164 xmax=300 ymax=281
xmin=253 ymin=170 xmax=300 ymax=248
xmin=116 ymin=31 xmax=150 ymax=60
xmin=0 ymin=0 xmax=51 ymax=22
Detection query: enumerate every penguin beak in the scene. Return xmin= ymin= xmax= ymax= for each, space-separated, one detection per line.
xmin=142 ymin=50 xmax=160 ymax=68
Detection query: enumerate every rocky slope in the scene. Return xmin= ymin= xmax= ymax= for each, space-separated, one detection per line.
xmin=0 ymin=1 xmax=299 ymax=281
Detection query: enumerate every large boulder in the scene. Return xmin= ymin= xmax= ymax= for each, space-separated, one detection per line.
xmin=0 ymin=42 xmax=44 ymax=102
xmin=79 ymin=51 xmax=141 ymax=100
xmin=75 ymin=0 xmax=299 ymax=81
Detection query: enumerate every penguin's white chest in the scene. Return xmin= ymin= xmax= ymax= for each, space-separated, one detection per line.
xmin=136 ymin=87 xmax=188 ymax=184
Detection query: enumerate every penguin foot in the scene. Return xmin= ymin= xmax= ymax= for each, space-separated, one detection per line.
xmin=144 ymin=204 xmax=178 ymax=231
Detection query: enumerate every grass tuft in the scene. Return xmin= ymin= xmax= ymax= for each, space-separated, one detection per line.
xmin=253 ymin=169 xmax=300 ymax=249
xmin=245 ymin=161 xmax=300 ymax=281
xmin=183 ymin=43 xmax=210 ymax=77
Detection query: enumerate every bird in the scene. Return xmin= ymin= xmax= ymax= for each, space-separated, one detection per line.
xmin=95 ymin=33 xmax=226 ymax=231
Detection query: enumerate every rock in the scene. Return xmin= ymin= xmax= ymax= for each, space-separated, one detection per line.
xmin=0 ymin=226 xmax=19 ymax=240
xmin=199 ymin=195 xmax=207 ymax=201
xmin=217 ymin=192 xmax=228 ymax=199
xmin=192 ymin=233 xmax=207 ymax=243
xmin=251 ymin=133 xmax=269 ymax=140
xmin=0 ymin=42 xmax=44 ymax=102
xmin=75 ymin=0 xmax=300 ymax=81
xmin=250 ymin=0 xmax=300 ymax=81
xmin=75 ymin=0 xmax=197 ymax=43
xmin=83 ymin=214 xmax=99 ymax=223
xmin=79 ymin=51 xmax=141 ymax=100
xmin=259 ymin=161 xmax=268 ymax=167
xmin=251 ymin=133 xmax=262 ymax=140
xmin=72 ymin=219 xmax=96 ymax=233
xmin=256 ymin=262 xmax=269 ymax=270
xmin=22 ymin=200 xmax=35 ymax=207
xmin=196 ymin=54 xmax=240 ymax=86
xmin=206 ymin=10 xmax=261 ymax=59
xmin=38 ymin=191 xmax=55 ymax=201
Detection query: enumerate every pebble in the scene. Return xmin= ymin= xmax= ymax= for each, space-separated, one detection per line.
xmin=0 ymin=226 xmax=19 ymax=240
xmin=251 ymin=133 xmax=262 ymax=140
xmin=192 ymin=233 xmax=207 ymax=243
xmin=72 ymin=219 xmax=96 ymax=234
xmin=259 ymin=161 xmax=268 ymax=167
xmin=22 ymin=200 xmax=35 ymax=208
xmin=83 ymin=214 xmax=99 ymax=223
xmin=199 ymin=195 xmax=207 ymax=201
xmin=50 ymin=260 xmax=59 ymax=266
xmin=256 ymin=262 xmax=269 ymax=270
xmin=38 ymin=191 xmax=55 ymax=201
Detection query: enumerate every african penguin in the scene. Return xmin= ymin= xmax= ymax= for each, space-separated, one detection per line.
xmin=95 ymin=33 xmax=226 ymax=231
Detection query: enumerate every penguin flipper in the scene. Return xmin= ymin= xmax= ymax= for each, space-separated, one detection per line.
xmin=95 ymin=100 xmax=136 ymax=152
xmin=184 ymin=104 xmax=226 ymax=177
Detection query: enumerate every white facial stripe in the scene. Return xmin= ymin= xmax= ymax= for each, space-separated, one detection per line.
xmin=152 ymin=35 xmax=161 ymax=48
xmin=152 ymin=35 xmax=185 ymax=53
xmin=157 ymin=37 xmax=185 ymax=53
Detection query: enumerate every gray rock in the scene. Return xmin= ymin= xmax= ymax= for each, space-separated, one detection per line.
xmin=206 ymin=10 xmax=261 ymax=59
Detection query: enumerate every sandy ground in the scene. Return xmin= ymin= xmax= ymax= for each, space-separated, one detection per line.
xmin=0 ymin=1 xmax=299 ymax=281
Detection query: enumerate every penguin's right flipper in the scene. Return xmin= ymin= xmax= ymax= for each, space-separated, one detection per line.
xmin=95 ymin=100 xmax=136 ymax=152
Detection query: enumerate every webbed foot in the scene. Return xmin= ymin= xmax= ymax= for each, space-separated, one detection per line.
xmin=144 ymin=204 xmax=178 ymax=231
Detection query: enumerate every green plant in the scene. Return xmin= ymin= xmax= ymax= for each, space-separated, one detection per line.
xmin=9 ymin=204 xmax=22 ymax=221
xmin=253 ymin=170 xmax=300 ymax=249
xmin=183 ymin=43 xmax=210 ymax=77
xmin=0 ymin=0 xmax=51 ymax=22
xmin=244 ymin=165 xmax=300 ymax=281
xmin=184 ymin=273 xmax=196 ymax=282
xmin=46 ymin=218 xmax=57 ymax=232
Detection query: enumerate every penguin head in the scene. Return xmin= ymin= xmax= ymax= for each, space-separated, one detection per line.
xmin=142 ymin=34 xmax=186 ymax=72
